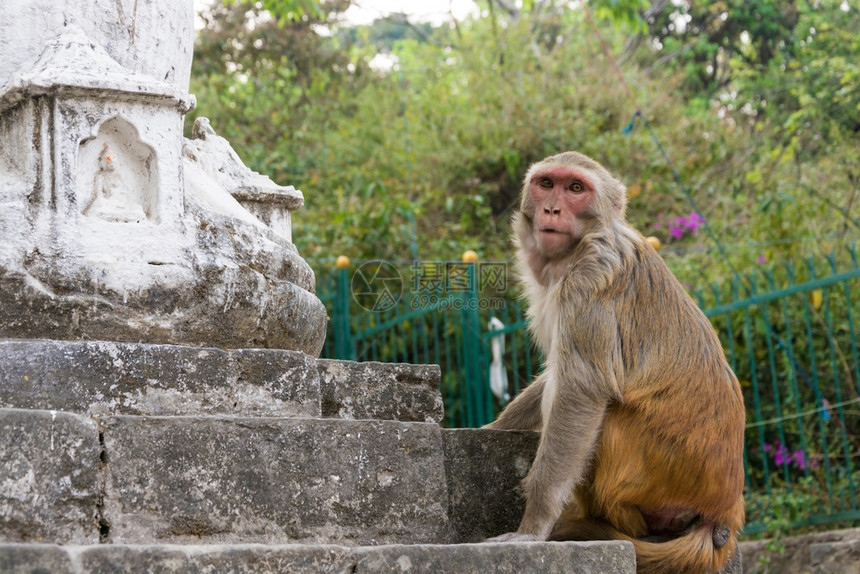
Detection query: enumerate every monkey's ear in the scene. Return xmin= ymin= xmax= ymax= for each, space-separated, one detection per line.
xmin=612 ymin=180 xmax=628 ymax=216
xmin=512 ymin=210 xmax=531 ymax=228
xmin=519 ymin=189 xmax=535 ymax=216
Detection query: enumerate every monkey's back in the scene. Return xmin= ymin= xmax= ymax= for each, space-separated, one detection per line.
xmin=592 ymin=240 xmax=745 ymax=522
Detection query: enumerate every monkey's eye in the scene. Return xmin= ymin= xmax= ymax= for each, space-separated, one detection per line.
xmin=569 ymin=182 xmax=584 ymax=193
xmin=539 ymin=177 xmax=553 ymax=188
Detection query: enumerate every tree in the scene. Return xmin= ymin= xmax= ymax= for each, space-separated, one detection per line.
xmin=190 ymin=0 xmax=364 ymax=183
xmin=190 ymin=1 xmax=860 ymax=277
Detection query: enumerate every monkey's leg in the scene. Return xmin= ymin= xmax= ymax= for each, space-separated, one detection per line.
xmin=484 ymin=372 xmax=546 ymax=430
xmin=561 ymin=483 xmax=649 ymax=539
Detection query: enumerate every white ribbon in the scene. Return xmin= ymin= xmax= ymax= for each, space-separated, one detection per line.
xmin=488 ymin=317 xmax=510 ymax=403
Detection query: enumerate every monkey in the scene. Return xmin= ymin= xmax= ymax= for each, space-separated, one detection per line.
xmin=485 ymin=152 xmax=745 ymax=574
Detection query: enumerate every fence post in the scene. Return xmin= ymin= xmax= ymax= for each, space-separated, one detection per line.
xmin=461 ymin=250 xmax=486 ymax=426
xmin=333 ymin=255 xmax=356 ymax=361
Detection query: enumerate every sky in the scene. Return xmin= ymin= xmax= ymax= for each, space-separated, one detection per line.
xmin=193 ymin=0 xmax=480 ymax=26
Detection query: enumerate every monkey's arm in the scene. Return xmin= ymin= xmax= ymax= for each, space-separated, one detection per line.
xmin=489 ymin=300 xmax=622 ymax=542
xmin=484 ymin=372 xmax=546 ymax=430
xmin=511 ymin=387 xmax=608 ymax=540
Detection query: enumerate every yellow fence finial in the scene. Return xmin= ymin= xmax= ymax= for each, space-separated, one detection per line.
xmin=336 ymin=255 xmax=350 ymax=269
xmin=462 ymin=250 xmax=478 ymax=263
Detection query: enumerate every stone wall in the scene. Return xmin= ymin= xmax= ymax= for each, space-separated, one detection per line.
xmin=740 ymin=528 xmax=860 ymax=574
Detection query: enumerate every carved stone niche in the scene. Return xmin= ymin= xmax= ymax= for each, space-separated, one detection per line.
xmin=0 ymin=26 xmax=190 ymax=230
xmin=77 ymin=116 xmax=157 ymax=223
xmin=0 ymin=15 xmax=327 ymax=356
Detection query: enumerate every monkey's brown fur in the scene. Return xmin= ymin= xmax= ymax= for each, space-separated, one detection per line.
xmin=486 ymin=152 xmax=745 ymax=574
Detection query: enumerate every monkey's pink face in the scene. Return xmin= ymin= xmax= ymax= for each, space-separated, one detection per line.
xmin=528 ymin=167 xmax=596 ymax=257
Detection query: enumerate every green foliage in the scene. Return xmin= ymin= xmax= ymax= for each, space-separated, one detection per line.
xmin=747 ymin=478 xmax=818 ymax=573
xmin=191 ymin=0 xmax=860 ymax=286
xmin=225 ymin=0 xmax=333 ymax=22
xmin=590 ymin=0 xmax=650 ymax=29
xmin=189 ymin=0 xmax=364 ymax=180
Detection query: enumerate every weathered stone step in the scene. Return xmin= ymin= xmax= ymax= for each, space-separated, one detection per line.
xmin=100 ymin=415 xmax=449 ymax=545
xmin=0 ymin=339 xmax=442 ymax=422
xmin=0 ymin=541 xmax=636 ymax=573
xmin=1 ymin=408 xmax=539 ymax=547
xmin=738 ymin=528 xmax=860 ymax=574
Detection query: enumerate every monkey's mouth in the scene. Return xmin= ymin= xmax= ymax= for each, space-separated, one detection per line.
xmin=539 ymin=228 xmax=566 ymax=234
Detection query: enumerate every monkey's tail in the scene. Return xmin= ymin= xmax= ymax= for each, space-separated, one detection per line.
xmin=551 ymin=519 xmax=734 ymax=574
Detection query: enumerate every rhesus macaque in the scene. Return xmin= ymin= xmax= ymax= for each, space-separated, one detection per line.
xmin=486 ymin=152 xmax=745 ymax=574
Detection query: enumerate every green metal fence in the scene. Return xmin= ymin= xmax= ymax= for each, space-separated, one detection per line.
xmin=316 ymin=247 xmax=860 ymax=534
xmin=697 ymin=248 xmax=860 ymax=534
xmin=319 ymin=257 xmax=527 ymax=428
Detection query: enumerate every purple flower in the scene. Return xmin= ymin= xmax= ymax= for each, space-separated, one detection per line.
xmin=791 ymin=450 xmax=806 ymax=470
xmin=757 ymin=255 xmax=767 ymax=264
xmin=765 ymin=440 xmax=789 ymax=466
xmin=688 ymin=212 xmax=705 ymax=226
xmin=774 ymin=448 xmax=786 ymax=466
xmin=654 ymin=213 xmax=706 ymax=240
xmin=682 ymin=213 xmax=705 ymax=235
xmin=764 ymin=441 xmax=816 ymax=470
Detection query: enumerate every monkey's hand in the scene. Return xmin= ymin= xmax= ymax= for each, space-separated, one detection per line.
xmin=484 ymin=532 xmax=544 ymax=543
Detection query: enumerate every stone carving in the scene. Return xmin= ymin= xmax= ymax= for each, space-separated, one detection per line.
xmin=82 ymin=144 xmax=147 ymax=222
xmin=0 ymin=0 xmax=326 ymax=355
xmin=185 ymin=117 xmax=303 ymax=242
xmin=77 ymin=114 xmax=157 ymax=223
